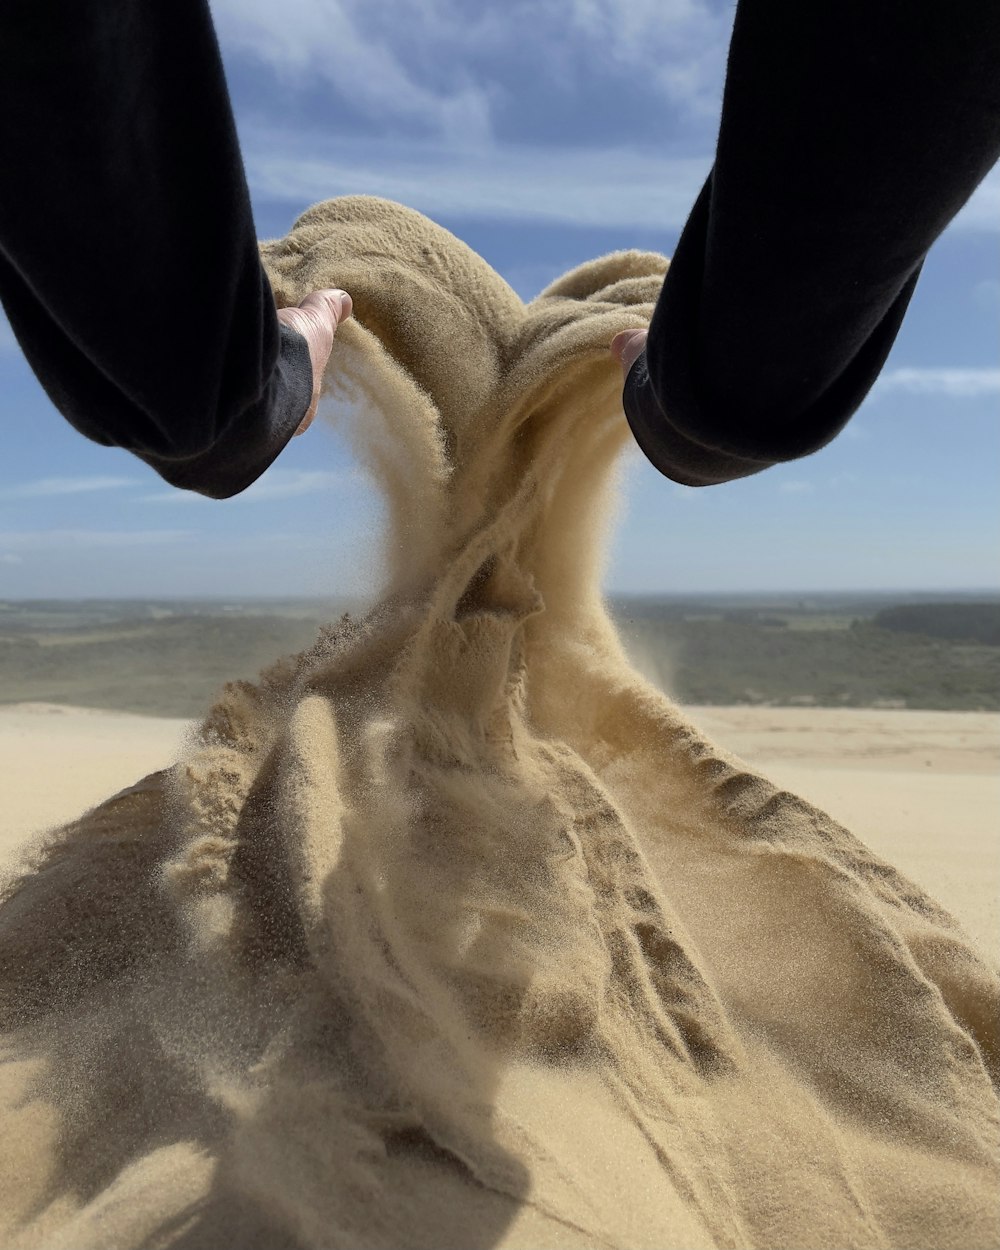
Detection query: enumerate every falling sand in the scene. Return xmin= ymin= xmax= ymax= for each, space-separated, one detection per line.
xmin=1 ymin=198 xmax=997 ymax=1249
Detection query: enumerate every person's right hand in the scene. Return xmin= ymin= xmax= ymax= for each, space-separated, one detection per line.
xmin=610 ymin=328 xmax=647 ymax=378
xmin=276 ymin=288 xmax=353 ymax=434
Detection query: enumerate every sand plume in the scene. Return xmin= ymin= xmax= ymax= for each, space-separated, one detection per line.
xmin=1 ymin=197 xmax=997 ymax=1249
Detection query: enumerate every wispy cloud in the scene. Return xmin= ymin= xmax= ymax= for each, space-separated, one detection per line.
xmin=0 ymin=476 xmax=137 ymax=502
xmin=140 ymin=468 xmax=355 ymax=504
xmin=248 ymin=132 xmax=711 ymax=230
xmin=778 ymin=480 xmax=815 ymax=495
xmin=564 ymin=0 xmax=731 ymax=118
xmin=873 ymin=367 xmax=1000 ymax=398
xmin=222 ymin=0 xmax=999 ymax=236
xmin=247 ymin=130 xmax=1000 ymax=237
xmin=212 ymin=0 xmax=491 ymax=143
xmin=0 ymin=529 xmax=192 ymax=550
xmin=215 ymin=0 xmax=730 ymax=142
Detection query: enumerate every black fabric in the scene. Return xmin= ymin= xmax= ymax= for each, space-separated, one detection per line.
xmin=0 ymin=1 xmax=313 ymax=499
xmin=3 ymin=3 xmax=997 ymax=499
xmin=624 ymin=0 xmax=1000 ymax=486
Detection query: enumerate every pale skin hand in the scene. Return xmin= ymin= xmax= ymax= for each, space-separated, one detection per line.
xmin=281 ymin=294 xmax=636 ymax=433
xmin=610 ymin=328 xmax=648 ymax=378
xmin=275 ymin=288 xmax=353 ymax=435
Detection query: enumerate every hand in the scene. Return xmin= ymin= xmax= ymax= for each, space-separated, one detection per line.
xmin=610 ymin=329 xmax=647 ymax=378
xmin=276 ymin=288 xmax=353 ymax=434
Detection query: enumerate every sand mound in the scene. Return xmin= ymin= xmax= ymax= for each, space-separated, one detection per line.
xmin=1 ymin=197 xmax=997 ymax=1249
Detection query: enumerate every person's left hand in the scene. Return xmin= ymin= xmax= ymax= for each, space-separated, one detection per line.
xmin=610 ymin=328 xmax=647 ymax=378
xmin=276 ymin=288 xmax=353 ymax=434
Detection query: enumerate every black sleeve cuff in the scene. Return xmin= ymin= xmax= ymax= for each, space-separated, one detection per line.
xmin=622 ymin=347 xmax=773 ymax=487
xmin=134 ymin=323 xmax=314 ymax=499
xmin=622 ymin=177 xmax=923 ymax=488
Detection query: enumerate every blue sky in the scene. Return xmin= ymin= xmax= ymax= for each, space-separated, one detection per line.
xmin=2 ymin=0 xmax=998 ymax=599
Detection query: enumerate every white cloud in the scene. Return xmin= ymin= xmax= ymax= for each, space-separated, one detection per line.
xmin=244 ymin=107 xmax=998 ymax=234
xmin=0 ymin=476 xmax=137 ymax=502
xmin=565 ymin=0 xmax=731 ymax=117
xmin=212 ymin=0 xmax=491 ymax=143
xmin=140 ymin=468 xmax=355 ymax=504
xmin=214 ymin=0 xmax=730 ymax=139
xmin=219 ymin=0 xmax=1000 ymax=237
xmin=248 ymin=132 xmax=710 ymax=230
xmin=873 ymin=367 xmax=1000 ymax=398
xmin=0 ymin=529 xmax=192 ymax=550
xmin=778 ymin=480 xmax=815 ymax=495
xmin=250 ymin=133 xmax=1000 ymax=234
xmin=0 ymin=552 xmax=23 ymax=565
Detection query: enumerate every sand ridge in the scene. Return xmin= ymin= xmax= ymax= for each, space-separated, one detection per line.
xmin=0 ymin=197 xmax=997 ymax=1249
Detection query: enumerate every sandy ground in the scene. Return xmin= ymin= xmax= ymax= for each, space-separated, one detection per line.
xmin=0 ymin=703 xmax=192 ymax=852
xmin=695 ymin=706 xmax=1000 ymax=964
xmin=1 ymin=702 xmax=997 ymax=962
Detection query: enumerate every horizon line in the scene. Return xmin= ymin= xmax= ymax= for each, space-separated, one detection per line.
xmin=3 ymin=588 xmax=1000 ymax=605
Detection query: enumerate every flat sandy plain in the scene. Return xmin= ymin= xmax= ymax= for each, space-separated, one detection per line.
xmin=1 ymin=702 xmax=997 ymax=964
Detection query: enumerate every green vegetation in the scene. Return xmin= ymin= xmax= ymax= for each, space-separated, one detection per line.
xmin=0 ymin=600 xmax=344 ymax=718
xmin=615 ymin=593 xmax=1000 ymax=712
xmin=868 ymin=602 xmax=1000 ymax=646
xmin=1 ymin=594 xmax=998 ymax=717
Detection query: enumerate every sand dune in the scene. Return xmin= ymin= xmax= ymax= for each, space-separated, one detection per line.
xmin=3 ymin=703 xmax=996 ymax=964
xmin=1 ymin=198 xmax=997 ymax=1249
xmin=696 ymin=707 xmax=1000 ymax=965
xmin=0 ymin=703 xmax=192 ymax=854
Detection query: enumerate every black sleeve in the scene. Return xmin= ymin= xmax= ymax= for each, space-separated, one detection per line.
xmin=624 ymin=0 xmax=1000 ymax=487
xmin=0 ymin=1 xmax=313 ymax=499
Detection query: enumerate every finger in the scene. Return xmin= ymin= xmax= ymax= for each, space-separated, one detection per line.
xmin=296 ymin=288 xmax=353 ymax=330
xmin=278 ymin=289 xmax=354 ymax=436
xmin=610 ymin=329 xmax=648 ymax=376
xmin=294 ymin=409 xmax=316 ymax=436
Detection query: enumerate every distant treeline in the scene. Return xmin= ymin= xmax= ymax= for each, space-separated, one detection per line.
xmin=621 ymin=618 xmax=1000 ymax=712
xmin=2 ymin=597 xmax=999 ymax=716
xmin=614 ymin=598 xmax=1000 ymax=712
xmin=867 ymin=602 xmax=1000 ymax=646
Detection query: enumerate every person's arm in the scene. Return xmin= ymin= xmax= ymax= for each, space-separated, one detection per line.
xmin=620 ymin=0 xmax=1000 ymax=487
xmin=0 ymin=1 xmax=329 ymax=499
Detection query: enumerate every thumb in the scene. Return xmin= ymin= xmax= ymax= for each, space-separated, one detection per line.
xmin=610 ymin=329 xmax=648 ymax=377
xmin=296 ymin=288 xmax=353 ymax=330
xmin=276 ymin=288 xmax=353 ymax=435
